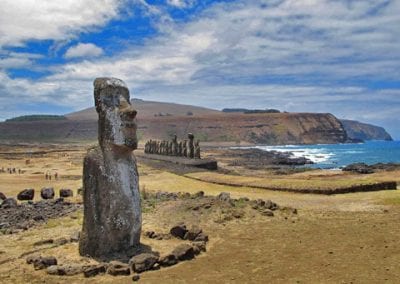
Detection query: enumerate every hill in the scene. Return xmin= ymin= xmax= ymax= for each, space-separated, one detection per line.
xmin=341 ymin=119 xmax=393 ymax=141
xmin=0 ymin=99 xmax=392 ymax=145
xmin=66 ymin=98 xmax=221 ymax=120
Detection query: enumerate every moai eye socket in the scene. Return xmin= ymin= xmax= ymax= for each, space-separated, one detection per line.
xmin=100 ymin=94 xmax=120 ymax=108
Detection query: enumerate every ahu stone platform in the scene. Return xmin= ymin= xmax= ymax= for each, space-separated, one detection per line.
xmin=138 ymin=153 xmax=218 ymax=171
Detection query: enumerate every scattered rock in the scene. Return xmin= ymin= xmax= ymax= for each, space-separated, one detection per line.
xmin=217 ymin=192 xmax=231 ymax=202
xmin=33 ymin=239 xmax=54 ymax=246
xmin=32 ymin=256 xmax=57 ymax=270
xmin=171 ymin=244 xmax=195 ymax=261
xmin=70 ymin=231 xmax=80 ymax=242
xmin=192 ymin=241 xmax=206 ymax=253
xmin=107 ymin=261 xmax=131 ymax=276
xmin=261 ymin=209 xmax=274 ymax=217
xmin=194 ymin=232 xmax=209 ymax=243
xmin=41 ymin=188 xmax=55 ymax=199
xmin=0 ymin=192 xmax=6 ymax=200
xmin=59 ymin=189 xmax=73 ymax=198
xmin=77 ymin=188 xmax=83 ymax=195
xmin=158 ymin=254 xmax=178 ymax=267
xmin=193 ymin=191 xmax=204 ymax=198
xmin=46 ymin=264 xmax=83 ymax=276
xmin=170 ymin=223 xmax=187 ymax=239
xmin=132 ymin=274 xmax=140 ymax=281
xmin=54 ymin=237 xmax=69 ymax=246
xmin=1 ymin=198 xmax=17 ymax=209
xmin=129 ymin=253 xmax=159 ymax=273
xmin=83 ymin=263 xmax=107 ymax=278
xmin=342 ymin=163 xmax=374 ymax=174
xmin=184 ymin=226 xmax=202 ymax=241
xmin=17 ymin=189 xmax=34 ymax=201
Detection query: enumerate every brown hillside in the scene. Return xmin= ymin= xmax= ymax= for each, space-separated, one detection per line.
xmin=138 ymin=112 xmax=348 ymax=144
xmin=66 ymin=99 xmax=221 ymax=120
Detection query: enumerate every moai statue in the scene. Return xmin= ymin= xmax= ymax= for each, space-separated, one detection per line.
xmin=79 ymin=78 xmax=141 ymax=260
xmin=183 ymin=140 xmax=188 ymax=157
xmin=156 ymin=141 xmax=160 ymax=154
xmin=178 ymin=141 xmax=183 ymax=156
xmin=194 ymin=140 xmax=201 ymax=159
xmin=168 ymin=141 xmax=173 ymax=156
xmin=172 ymin=135 xmax=178 ymax=156
xmin=188 ymin=133 xmax=195 ymax=159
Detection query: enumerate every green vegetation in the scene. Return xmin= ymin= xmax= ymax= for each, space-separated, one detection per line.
xmin=6 ymin=115 xmax=67 ymax=122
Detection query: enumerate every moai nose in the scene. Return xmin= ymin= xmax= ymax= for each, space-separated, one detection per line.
xmin=123 ymin=109 xmax=137 ymax=120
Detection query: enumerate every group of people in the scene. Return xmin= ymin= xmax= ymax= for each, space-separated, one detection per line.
xmin=45 ymin=171 xmax=59 ymax=180
xmin=144 ymin=133 xmax=201 ymax=159
xmin=0 ymin=167 xmax=23 ymax=174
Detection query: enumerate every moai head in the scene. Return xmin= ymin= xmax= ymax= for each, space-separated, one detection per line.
xmin=94 ymin=78 xmax=138 ymax=152
xmin=188 ymin=133 xmax=194 ymax=141
xmin=172 ymin=134 xmax=177 ymax=143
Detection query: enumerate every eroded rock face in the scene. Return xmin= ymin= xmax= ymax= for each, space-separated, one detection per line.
xmin=79 ymin=78 xmax=141 ymax=260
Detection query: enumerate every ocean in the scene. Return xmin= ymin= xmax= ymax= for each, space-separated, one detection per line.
xmin=244 ymin=140 xmax=400 ymax=169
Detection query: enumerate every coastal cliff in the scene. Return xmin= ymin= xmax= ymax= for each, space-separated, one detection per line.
xmin=0 ymin=100 xmax=391 ymax=145
xmin=341 ymin=119 xmax=393 ymax=141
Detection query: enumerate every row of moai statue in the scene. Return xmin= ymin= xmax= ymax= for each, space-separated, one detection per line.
xmin=144 ymin=133 xmax=201 ymax=159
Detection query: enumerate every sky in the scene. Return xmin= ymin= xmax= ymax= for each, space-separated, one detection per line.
xmin=0 ymin=0 xmax=399 ymax=138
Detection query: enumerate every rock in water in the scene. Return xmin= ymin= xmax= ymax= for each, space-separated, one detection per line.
xmin=79 ymin=78 xmax=141 ymax=260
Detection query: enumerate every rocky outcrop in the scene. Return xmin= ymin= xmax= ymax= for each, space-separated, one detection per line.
xmin=341 ymin=119 xmax=393 ymax=141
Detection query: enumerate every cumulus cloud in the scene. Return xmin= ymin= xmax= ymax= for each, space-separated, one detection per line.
xmin=0 ymin=0 xmax=124 ymax=47
xmin=166 ymin=0 xmax=195 ymax=8
xmin=64 ymin=43 xmax=104 ymax=59
xmin=1 ymin=0 xmax=400 ymax=136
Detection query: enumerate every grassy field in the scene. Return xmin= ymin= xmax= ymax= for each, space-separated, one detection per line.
xmin=0 ymin=144 xmax=400 ymax=283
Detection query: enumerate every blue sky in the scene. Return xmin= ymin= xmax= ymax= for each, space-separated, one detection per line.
xmin=0 ymin=0 xmax=399 ymax=138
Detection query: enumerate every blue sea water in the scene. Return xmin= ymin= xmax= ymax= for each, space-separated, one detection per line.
xmin=247 ymin=141 xmax=400 ymax=169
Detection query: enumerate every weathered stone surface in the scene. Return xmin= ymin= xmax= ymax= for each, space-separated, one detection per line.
xmin=0 ymin=192 xmax=6 ymax=200
xmin=59 ymin=189 xmax=73 ymax=198
xmin=217 ymin=192 xmax=231 ymax=202
xmin=83 ymin=264 xmax=107 ymax=278
xmin=159 ymin=254 xmax=178 ymax=267
xmin=129 ymin=253 xmax=159 ymax=273
xmin=79 ymin=78 xmax=141 ymax=260
xmin=17 ymin=189 xmax=34 ymax=201
xmin=1 ymin=198 xmax=17 ymax=209
xmin=41 ymin=188 xmax=54 ymax=199
xmin=184 ymin=226 xmax=202 ymax=241
xmin=194 ymin=232 xmax=209 ymax=243
xmin=32 ymin=256 xmax=57 ymax=270
xmin=107 ymin=261 xmax=131 ymax=276
xmin=342 ymin=163 xmax=374 ymax=174
xmin=170 ymin=224 xmax=187 ymax=239
xmin=171 ymin=244 xmax=195 ymax=261
xmin=192 ymin=241 xmax=207 ymax=253
xmin=46 ymin=264 xmax=83 ymax=276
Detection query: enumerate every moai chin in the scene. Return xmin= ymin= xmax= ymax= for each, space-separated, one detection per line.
xmin=79 ymin=77 xmax=141 ymax=260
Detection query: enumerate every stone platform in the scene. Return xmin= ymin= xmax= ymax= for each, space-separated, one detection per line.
xmin=137 ymin=153 xmax=218 ymax=170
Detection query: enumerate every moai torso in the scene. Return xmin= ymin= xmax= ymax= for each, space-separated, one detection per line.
xmin=178 ymin=141 xmax=183 ymax=156
xmin=194 ymin=140 xmax=201 ymax=159
xmin=188 ymin=133 xmax=195 ymax=159
xmin=79 ymin=78 xmax=141 ymax=260
xmin=183 ymin=140 xmax=188 ymax=157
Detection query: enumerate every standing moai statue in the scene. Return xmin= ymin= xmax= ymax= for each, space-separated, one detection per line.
xmin=172 ymin=135 xmax=178 ymax=156
xmin=183 ymin=140 xmax=188 ymax=157
xmin=178 ymin=141 xmax=183 ymax=156
xmin=79 ymin=78 xmax=141 ymax=260
xmin=188 ymin=133 xmax=195 ymax=159
xmin=194 ymin=140 xmax=201 ymax=159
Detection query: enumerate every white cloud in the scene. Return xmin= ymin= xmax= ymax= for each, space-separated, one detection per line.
xmin=1 ymin=0 xmax=400 ymax=136
xmin=166 ymin=0 xmax=195 ymax=8
xmin=64 ymin=43 xmax=104 ymax=59
xmin=0 ymin=0 xmax=124 ymax=47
